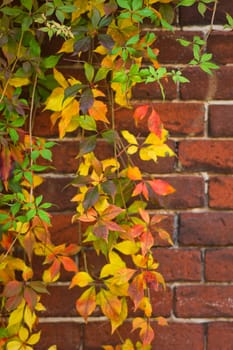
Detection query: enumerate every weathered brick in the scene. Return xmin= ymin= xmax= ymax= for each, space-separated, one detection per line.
xmin=115 ymin=102 xmax=205 ymax=137
xmin=50 ymin=213 xmax=79 ymax=244
xmin=179 ymin=212 xmax=233 ymax=246
xmin=180 ymin=66 xmax=233 ymax=100
xmin=179 ymin=0 xmax=233 ymax=25
xmin=156 ymin=31 xmax=203 ymax=64
xmin=132 ymin=76 xmax=177 ymax=100
xmin=179 ymin=140 xmax=233 ymax=173
xmin=175 ymin=286 xmax=233 ymax=318
xmin=207 ymin=32 xmax=233 ymax=64
xmin=157 ymin=176 xmax=205 ymax=209
xmin=209 ymin=176 xmax=233 ymax=209
xmin=209 ymin=105 xmax=233 ymax=137
xmin=33 ymin=110 xmax=58 ymax=137
xmin=205 ymin=249 xmax=233 ymax=282
xmin=36 ymin=322 xmax=81 ymax=350
xmin=207 ymin=322 xmax=233 ymax=350
xmin=154 ymin=248 xmax=202 ymax=282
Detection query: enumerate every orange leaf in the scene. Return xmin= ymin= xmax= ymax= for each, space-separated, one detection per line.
xmin=148 ymin=179 xmax=175 ymax=196
xmin=140 ymin=231 xmax=154 ymax=256
xmin=76 ymin=286 xmax=96 ymax=321
xmin=60 ymin=256 xmax=78 ymax=272
xmin=156 ymin=316 xmax=168 ymax=326
xmin=133 ymin=105 xmax=149 ymax=125
xmin=127 ymin=166 xmax=142 ymax=181
xmin=88 ymin=100 xmax=109 ymax=123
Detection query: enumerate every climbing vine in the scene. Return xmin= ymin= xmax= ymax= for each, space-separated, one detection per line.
xmin=0 ymin=0 xmax=221 ymax=349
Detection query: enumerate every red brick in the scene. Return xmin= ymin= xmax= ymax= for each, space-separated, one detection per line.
xmin=156 ymin=31 xmax=203 ymax=64
xmin=179 ymin=0 xmax=233 ymax=25
xmin=179 ymin=140 xmax=233 ymax=172
xmin=115 ymin=102 xmax=205 ymax=137
xmin=209 ymin=176 xmax=233 ymax=209
xmin=85 ymin=321 xmax=205 ymax=350
xmin=154 ymin=248 xmax=202 ymax=282
xmin=209 ymin=105 xmax=233 ymax=137
xmin=207 ymin=322 xmax=233 ymax=350
xmin=157 ymin=176 xmax=205 ymax=209
xmin=35 ymin=177 xmax=76 ymax=211
xmin=36 ymin=322 xmax=81 ymax=350
xmin=33 ymin=110 xmax=58 ymax=137
xmin=207 ymin=31 xmax=233 ymax=64
xmin=175 ymin=285 xmax=233 ymax=318
xmin=205 ymin=249 xmax=233 ymax=282
xmin=179 ymin=212 xmax=233 ymax=246
xmin=180 ymin=66 xmax=233 ymax=101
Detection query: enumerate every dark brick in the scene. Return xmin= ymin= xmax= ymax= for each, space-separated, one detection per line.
xmin=179 ymin=140 xmax=233 ymax=173
xmin=179 ymin=212 xmax=233 ymax=246
xmin=155 ymin=248 xmax=202 ymax=282
xmin=205 ymin=249 xmax=233 ymax=282
xmin=209 ymin=176 xmax=233 ymax=209
xmin=209 ymin=105 xmax=233 ymax=137
xmin=175 ymin=286 xmax=233 ymax=318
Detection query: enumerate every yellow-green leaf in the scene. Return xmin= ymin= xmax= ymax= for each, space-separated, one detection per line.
xmin=121 ymin=130 xmax=138 ymax=145
xmin=9 ymin=77 xmax=30 ymax=87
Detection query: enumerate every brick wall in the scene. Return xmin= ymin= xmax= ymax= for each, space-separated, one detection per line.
xmin=34 ymin=1 xmax=233 ymax=349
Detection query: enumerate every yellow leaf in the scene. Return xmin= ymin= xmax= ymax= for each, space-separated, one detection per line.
xmin=27 ymin=331 xmax=41 ymax=345
xmin=139 ymin=147 xmax=157 ymax=162
xmin=48 ymin=346 xmax=57 ymax=350
xmin=24 ymin=305 xmax=37 ymax=331
xmin=156 ymin=316 xmax=168 ymax=326
xmin=70 ymin=272 xmax=94 ymax=288
xmin=121 ymin=130 xmax=138 ymax=145
xmin=114 ymin=241 xmax=139 ymax=255
xmin=6 ymin=340 xmax=22 ymax=350
xmin=53 ymin=68 xmax=68 ymax=88
xmin=88 ymin=100 xmax=109 ymax=123
xmin=9 ymin=77 xmax=30 ymax=87
xmin=44 ymin=87 xmax=65 ymax=112
xmin=111 ymin=82 xmax=132 ymax=106
xmin=127 ymin=145 xmax=138 ymax=155
xmin=58 ymin=38 xmax=74 ymax=53
xmin=19 ymin=327 xmax=29 ymax=342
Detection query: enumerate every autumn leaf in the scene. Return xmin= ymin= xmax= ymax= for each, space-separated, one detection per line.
xmin=60 ymin=256 xmax=78 ymax=272
xmin=127 ymin=166 xmax=142 ymax=181
xmin=88 ymin=100 xmax=109 ymax=123
xmin=76 ymin=286 xmax=96 ymax=321
xmin=70 ymin=272 xmax=94 ymax=288
xmin=132 ymin=182 xmax=149 ymax=200
xmin=148 ymin=179 xmax=175 ymax=196
xmin=140 ymin=230 xmax=154 ymax=256
xmin=128 ymin=274 xmax=145 ymax=310
xmin=147 ymin=108 xmax=163 ymax=138
xmin=133 ymin=105 xmax=149 ymax=125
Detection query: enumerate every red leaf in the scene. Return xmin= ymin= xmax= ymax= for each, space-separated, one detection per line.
xmin=128 ymin=274 xmax=144 ymax=310
xmin=132 ymin=182 xmax=149 ymax=200
xmin=3 ymin=281 xmax=23 ymax=298
xmin=147 ymin=108 xmax=163 ymax=138
xmin=148 ymin=179 xmax=175 ymax=196
xmin=76 ymin=286 xmax=96 ymax=321
xmin=133 ymin=105 xmax=149 ymax=125
xmin=24 ymin=286 xmax=37 ymax=310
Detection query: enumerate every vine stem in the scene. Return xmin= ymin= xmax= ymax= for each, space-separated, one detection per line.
xmin=29 ymin=74 xmax=38 ymax=202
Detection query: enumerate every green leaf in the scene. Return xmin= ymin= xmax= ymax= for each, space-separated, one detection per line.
xmin=83 ymin=186 xmax=99 ymax=211
xmin=94 ymin=67 xmax=110 ymax=83
xmin=64 ymin=84 xmax=85 ymax=100
xmin=177 ymin=0 xmax=196 ymax=6
xmin=84 ymin=63 xmax=94 ymax=83
xmin=42 ymin=55 xmax=60 ymax=68
xmin=198 ymin=2 xmax=206 ymax=16
xmin=21 ymin=0 xmax=33 ymax=11
xmin=132 ymin=0 xmax=143 ymax=11
xmin=8 ymin=128 xmax=19 ymax=143
xmin=79 ymin=115 xmax=96 ymax=131
xmin=117 ymin=0 xmax=131 ymax=10
xmin=126 ymin=34 xmax=139 ymax=46
xmin=40 ymin=149 xmax=52 ymax=161
xmin=38 ymin=209 xmax=51 ymax=224
xmin=101 ymin=129 xmax=118 ymax=144
xmin=226 ymin=13 xmax=233 ymax=28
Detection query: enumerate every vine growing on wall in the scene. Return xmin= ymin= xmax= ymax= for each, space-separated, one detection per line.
xmin=0 ymin=0 xmax=220 ymax=349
